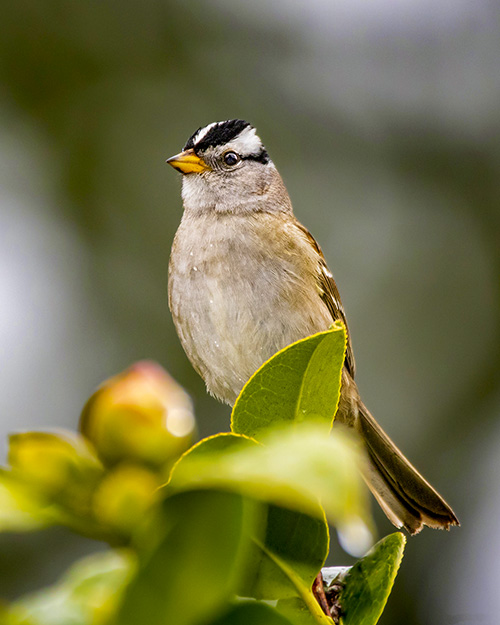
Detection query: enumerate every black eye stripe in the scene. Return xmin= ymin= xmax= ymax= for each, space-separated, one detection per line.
xmin=241 ymin=149 xmax=270 ymax=164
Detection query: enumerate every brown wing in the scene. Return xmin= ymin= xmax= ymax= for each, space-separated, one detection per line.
xmin=295 ymin=222 xmax=356 ymax=377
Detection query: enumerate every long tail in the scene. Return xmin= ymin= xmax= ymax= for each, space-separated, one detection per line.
xmin=355 ymin=401 xmax=459 ymax=535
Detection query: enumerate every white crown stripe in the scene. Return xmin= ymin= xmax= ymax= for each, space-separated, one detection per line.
xmin=191 ymin=121 xmax=220 ymax=147
xmin=226 ymin=126 xmax=263 ymax=156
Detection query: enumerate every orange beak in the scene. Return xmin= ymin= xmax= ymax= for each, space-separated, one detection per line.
xmin=166 ymin=148 xmax=210 ymax=174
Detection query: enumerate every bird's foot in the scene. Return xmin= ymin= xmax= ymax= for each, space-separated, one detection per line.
xmin=312 ymin=572 xmax=344 ymax=624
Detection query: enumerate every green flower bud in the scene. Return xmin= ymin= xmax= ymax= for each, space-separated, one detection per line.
xmin=8 ymin=431 xmax=103 ymax=508
xmin=92 ymin=464 xmax=160 ymax=535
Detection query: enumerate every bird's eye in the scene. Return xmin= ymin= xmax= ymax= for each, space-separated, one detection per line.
xmin=223 ymin=151 xmax=240 ymax=166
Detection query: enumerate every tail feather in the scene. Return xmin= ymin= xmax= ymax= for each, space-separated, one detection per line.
xmin=356 ymin=401 xmax=459 ymax=535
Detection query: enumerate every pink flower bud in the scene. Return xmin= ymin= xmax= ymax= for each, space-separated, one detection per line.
xmin=79 ymin=361 xmax=195 ymax=470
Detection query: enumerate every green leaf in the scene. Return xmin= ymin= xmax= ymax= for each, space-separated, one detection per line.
xmin=241 ymin=506 xmax=329 ymax=601
xmin=116 ymin=490 xmax=256 ymax=625
xmin=6 ymin=550 xmax=133 ymax=625
xmin=170 ymin=434 xmax=331 ymax=601
xmin=278 ymin=533 xmax=406 ymax=625
xmin=168 ymin=426 xmax=370 ymax=530
xmin=277 ymin=597 xmax=319 ymax=625
xmin=232 ymin=324 xmax=347 ymax=439
xmin=208 ymin=602 xmax=294 ymax=625
xmin=168 ymin=427 xmax=372 ymax=610
xmin=254 ymin=542 xmax=333 ymax=625
xmin=339 ymin=532 xmax=406 ymax=625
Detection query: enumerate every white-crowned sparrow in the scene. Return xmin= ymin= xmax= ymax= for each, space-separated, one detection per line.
xmin=167 ymin=119 xmax=458 ymax=534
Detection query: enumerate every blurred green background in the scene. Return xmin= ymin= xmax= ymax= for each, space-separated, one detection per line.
xmin=1 ymin=1 xmax=499 ymax=623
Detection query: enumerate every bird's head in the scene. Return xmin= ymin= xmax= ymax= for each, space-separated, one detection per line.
xmin=167 ymin=119 xmax=291 ymax=215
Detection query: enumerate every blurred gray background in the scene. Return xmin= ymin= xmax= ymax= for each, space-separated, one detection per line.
xmin=1 ymin=1 xmax=499 ymax=623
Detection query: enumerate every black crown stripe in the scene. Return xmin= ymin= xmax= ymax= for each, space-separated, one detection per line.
xmin=184 ymin=119 xmax=251 ymax=152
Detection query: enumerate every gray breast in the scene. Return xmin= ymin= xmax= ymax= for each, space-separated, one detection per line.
xmin=168 ymin=212 xmax=332 ymax=404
